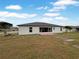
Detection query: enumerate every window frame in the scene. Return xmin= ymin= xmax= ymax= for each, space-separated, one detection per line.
xmin=60 ymin=27 xmax=62 ymax=31
xmin=29 ymin=27 xmax=32 ymax=32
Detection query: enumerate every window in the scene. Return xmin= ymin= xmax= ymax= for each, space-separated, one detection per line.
xmin=60 ymin=27 xmax=62 ymax=31
xmin=53 ymin=27 xmax=55 ymax=30
xmin=29 ymin=27 xmax=32 ymax=32
xmin=13 ymin=30 xmax=15 ymax=31
xmin=49 ymin=28 xmax=52 ymax=32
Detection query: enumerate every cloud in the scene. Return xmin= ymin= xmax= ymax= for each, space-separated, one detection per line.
xmin=0 ymin=18 xmax=6 ymax=21
xmin=49 ymin=0 xmax=79 ymax=12
xmin=0 ymin=11 xmax=8 ymax=16
xmin=44 ymin=13 xmax=60 ymax=17
xmin=53 ymin=0 xmax=79 ymax=6
xmin=0 ymin=11 xmax=77 ymax=26
xmin=48 ymin=6 xmax=66 ymax=12
xmin=5 ymin=5 xmax=22 ymax=10
xmin=33 ymin=16 xmax=72 ymax=26
xmin=0 ymin=11 xmax=37 ymax=18
xmin=36 ymin=6 xmax=48 ymax=10
xmin=39 ymin=17 xmax=53 ymax=23
xmin=54 ymin=16 xmax=68 ymax=21
xmin=5 ymin=13 xmax=37 ymax=18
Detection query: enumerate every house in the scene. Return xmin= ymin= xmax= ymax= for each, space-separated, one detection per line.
xmin=18 ymin=22 xmax=66 ymax=35
xmin=75 ymin=26 xmax=79 ymax=31
xmin=10 ymin=27 xmax=18 ymax=31
xmin=69 ymin=26 xmax=79 ymax=32
xmin=6 ymin=27 xmax=18 ymax=34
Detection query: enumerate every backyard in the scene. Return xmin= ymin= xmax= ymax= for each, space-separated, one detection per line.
xmin=0 ymin=32 xmax=79 ymax=59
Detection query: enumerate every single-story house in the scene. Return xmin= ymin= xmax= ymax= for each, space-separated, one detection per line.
xmin=10 ymin=27 xmax=18 ymax=31
xmin=69 ymin=26 xmax=79 ymax=32
xmin=75 ymin=26 xmax=79 ymax=31
xmin=17 ymin=22 xmax=66 ymax=35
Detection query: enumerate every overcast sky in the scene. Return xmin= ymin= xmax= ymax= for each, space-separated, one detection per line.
xmin=0 ymin=0 xmax=79 ymax=26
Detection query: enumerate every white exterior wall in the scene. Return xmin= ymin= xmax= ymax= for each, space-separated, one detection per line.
xmin=18 ymin=26 xmax=39 ymax=35
xmin=52 ymin=27 xmax=65 ymax=33
xmin=18 ymin=26 xmax=65 ymax=35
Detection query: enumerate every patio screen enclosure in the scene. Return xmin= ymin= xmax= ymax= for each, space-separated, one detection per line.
xmin=39 ymin=27 xmax=52 ymax=32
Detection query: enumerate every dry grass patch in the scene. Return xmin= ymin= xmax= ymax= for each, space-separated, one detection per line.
xmin=0 ymin=34 xmax=79 ymax=59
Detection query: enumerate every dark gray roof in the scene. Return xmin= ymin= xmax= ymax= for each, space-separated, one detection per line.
xmin=18 ymin=22 xmax=62 ymax=27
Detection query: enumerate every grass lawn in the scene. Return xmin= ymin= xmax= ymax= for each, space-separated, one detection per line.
xmin=0 ymin=32 xmax=79 ymax=59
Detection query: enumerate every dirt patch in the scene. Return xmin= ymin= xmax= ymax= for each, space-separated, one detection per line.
xmin=65 ymin=39 xmax=75 ymax=42
xmin=73 ymin=45 xmax=79 ymax=48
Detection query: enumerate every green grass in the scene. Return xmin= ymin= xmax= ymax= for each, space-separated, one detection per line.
xmin=0 ymin=32 xmax=79 ymax=59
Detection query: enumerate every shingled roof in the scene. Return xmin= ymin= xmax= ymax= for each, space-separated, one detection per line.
xmin=18 ymin=22 xmax=62 ymax=27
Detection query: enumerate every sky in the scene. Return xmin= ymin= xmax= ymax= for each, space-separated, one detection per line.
xmin=0 ymin=0 xmax=79 ymax=26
